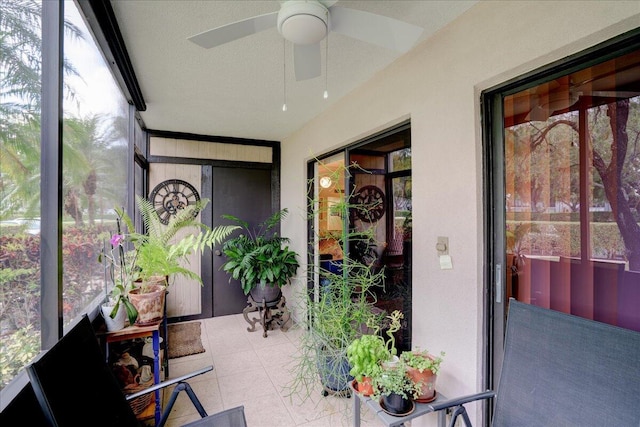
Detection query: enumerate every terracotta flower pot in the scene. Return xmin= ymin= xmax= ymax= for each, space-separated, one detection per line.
xmin=352 ymin=377 xmax=374 ymax=396
xmin=405 ymin=366 xmax=437 ymax=402
xmin=129 ymin=284 xmax=166 ymax=325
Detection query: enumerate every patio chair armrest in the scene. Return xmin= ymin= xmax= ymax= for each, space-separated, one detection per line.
xmin=125 ymin=365 xmax=213 ymax=401
xmin=427 ymin=390 xmax=496 ymax=427
xmin=428 ymin=390 xmax=495 ymax=411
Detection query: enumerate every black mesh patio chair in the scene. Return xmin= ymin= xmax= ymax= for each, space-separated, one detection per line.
xmin=428 ymin=300 xmax=640 ymax=427
xmin=25 ymin=315 xmax=246 ymax=427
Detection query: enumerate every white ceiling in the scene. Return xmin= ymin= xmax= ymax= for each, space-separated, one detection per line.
xmin=110 ymin=1 xmax=477 ymax=142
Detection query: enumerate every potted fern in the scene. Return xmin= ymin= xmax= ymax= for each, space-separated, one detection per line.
xmin=108 ymin=195 xmax=238 ymax=324
xmin=220 ymin=209 xmax=299 ymax=303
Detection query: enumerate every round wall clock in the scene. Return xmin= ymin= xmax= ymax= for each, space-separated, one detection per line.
xmin=149 ymin=179 xmax=200 ymax=225
xmin=352 ymin=185 xmax=385 ymax=222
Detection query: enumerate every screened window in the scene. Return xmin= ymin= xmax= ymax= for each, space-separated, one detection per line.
xmin=0 ymin=0 xmax=43 ymax=390
xmin=0 ymin=0 xmax=136 ymax=390
xmin=62 ymin=1 xmax=129 ymax=324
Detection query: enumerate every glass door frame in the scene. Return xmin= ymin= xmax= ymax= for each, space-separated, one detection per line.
xmin=306 ymin=121 xmax=412 ymax=346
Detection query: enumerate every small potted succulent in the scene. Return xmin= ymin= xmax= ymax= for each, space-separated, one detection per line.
xmin=400 ymin=348 xmax=445 ymax=402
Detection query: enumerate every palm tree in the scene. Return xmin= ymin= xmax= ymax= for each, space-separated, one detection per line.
xmin=63 ymin=115 xmax=128 ymax=226
xmin=1 ymin=0 xmax=82 ymax=219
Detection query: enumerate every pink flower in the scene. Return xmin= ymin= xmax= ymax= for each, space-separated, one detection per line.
xmin=110 ymin=234 xmax=124 ymax=247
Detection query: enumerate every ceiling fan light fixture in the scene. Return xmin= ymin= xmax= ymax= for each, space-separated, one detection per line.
xmin=278 ymin=1 xmax=328 ymax=45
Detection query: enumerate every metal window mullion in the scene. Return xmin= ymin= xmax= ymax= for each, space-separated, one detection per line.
xmin=127 ymin=104 xmax=136 ymax=220
xmin=578 ymin=107 xmax=591 ymax=262
xmin=40 ymin=0 xmax=64 ymax=349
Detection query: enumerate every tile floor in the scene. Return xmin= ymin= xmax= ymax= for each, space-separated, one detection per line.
xmin=161 ymin=313 xmax=391 ymax=427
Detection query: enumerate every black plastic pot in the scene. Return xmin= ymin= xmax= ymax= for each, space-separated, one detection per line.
xmin=382 ymin=392 xmax=412 ymax=414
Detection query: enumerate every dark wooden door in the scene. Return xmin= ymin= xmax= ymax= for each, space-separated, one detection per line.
xmin=210 ymin=166 xmax=272 ymax=316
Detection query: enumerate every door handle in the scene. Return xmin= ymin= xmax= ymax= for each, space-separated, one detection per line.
xmin=214 ymin=250 xmax=222 ymax=256
xmin=495 ymin=263 xmax=502 ymax=304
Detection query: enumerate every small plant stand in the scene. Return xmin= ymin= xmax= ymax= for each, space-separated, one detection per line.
xmin=351 ymin=381 xmax=447 ymax=427
xmin=103 ymin=321 xmax=163 ymax=425
xmin=243 ymin=294 xmax=291 ymax=337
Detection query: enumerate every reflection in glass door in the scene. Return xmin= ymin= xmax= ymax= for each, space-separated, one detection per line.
xmin=310 ymin=124 xmax=412 ymax=352
xmin=501 ymin=49 xmax=640 ymax=328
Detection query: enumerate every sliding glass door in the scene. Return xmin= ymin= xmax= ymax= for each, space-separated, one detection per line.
xmin=486 ymin=31 xmax=640 ymax=402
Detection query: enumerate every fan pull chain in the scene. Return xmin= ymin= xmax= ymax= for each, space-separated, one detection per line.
xmin=282 ymin=39 xmax=287 ymax=112
xmin=323 ymin=12 xmax=329 ymax=100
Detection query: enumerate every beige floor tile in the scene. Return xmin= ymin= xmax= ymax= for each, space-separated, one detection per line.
xmin=162 ymin=376 xmax=223 ymax=421
xmin=206 ymin=333 xmax=255 ymax=357
xmin=239 ymin=391 xmax=297 ymax=427
xmin=255 ymin=340 xmax=298 ymax=367
xmin=217 ymin=366 xmax=279 ymax=406
xmin=163 ymin=314 xmax=398 ymax=427
xmin=212 ymin=348 xmax=261 ymax=377
xmin=168 ymin=357 xmax=216 ymax=382
xmin=202 ymin=313 xmax=245 ymax=329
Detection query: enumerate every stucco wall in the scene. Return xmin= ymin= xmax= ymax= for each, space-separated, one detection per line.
xmin=279 ymin=1 xmax=640 ymax=425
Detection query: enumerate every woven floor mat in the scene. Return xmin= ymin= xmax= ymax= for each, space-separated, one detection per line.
xmin=167 ymin=322 xmax=205 ymax=359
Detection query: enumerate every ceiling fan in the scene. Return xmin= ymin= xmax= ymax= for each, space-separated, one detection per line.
xmin=187 ymin=0 xmax=424 ymax=81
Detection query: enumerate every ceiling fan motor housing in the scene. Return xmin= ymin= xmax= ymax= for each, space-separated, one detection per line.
xmin=277 ymin=1 xmax=328 ymax=45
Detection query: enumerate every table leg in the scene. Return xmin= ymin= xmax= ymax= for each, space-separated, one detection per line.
xmin=353 ymin=391 xmax=361 ymax=427
xmin=153 ymin=330 xmax=161 ymax=426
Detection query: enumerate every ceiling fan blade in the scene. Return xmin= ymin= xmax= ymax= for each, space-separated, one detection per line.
xmin=188 ymin=12 xmax=278 ymax=49
xmin=294 ymin=43 xmax=321 ymax=81
xmin=329 ymin=6 xmax=423 ymax=53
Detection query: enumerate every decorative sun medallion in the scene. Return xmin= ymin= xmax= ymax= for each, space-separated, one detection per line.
xmin=149 ymin=179 xmax=200 ymax=225
xmin=352 ymin=185 xmax=385 ymax=222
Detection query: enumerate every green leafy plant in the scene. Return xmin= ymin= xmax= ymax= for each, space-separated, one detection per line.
xmin=220 ymin=208 xmax=300 ymax=295
xmin=0 ymin=324 xmax=39 ymax=390
xmin=122 ymin=195 xmax=239 ymax=289
xmin=371 ymin=360 xmax=421 ymax=400
xmin=98 ymin=195 xmax=238 ymax=323
xmin=347 ymin=334 xmax=388 ymax=382
xmin=400 ymin=349 xmax=445 ymax=375
xmin=347 ymin=309 xmax=404 ymax=382
xmin=288 ymin=263 xmax=384 ymax=400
